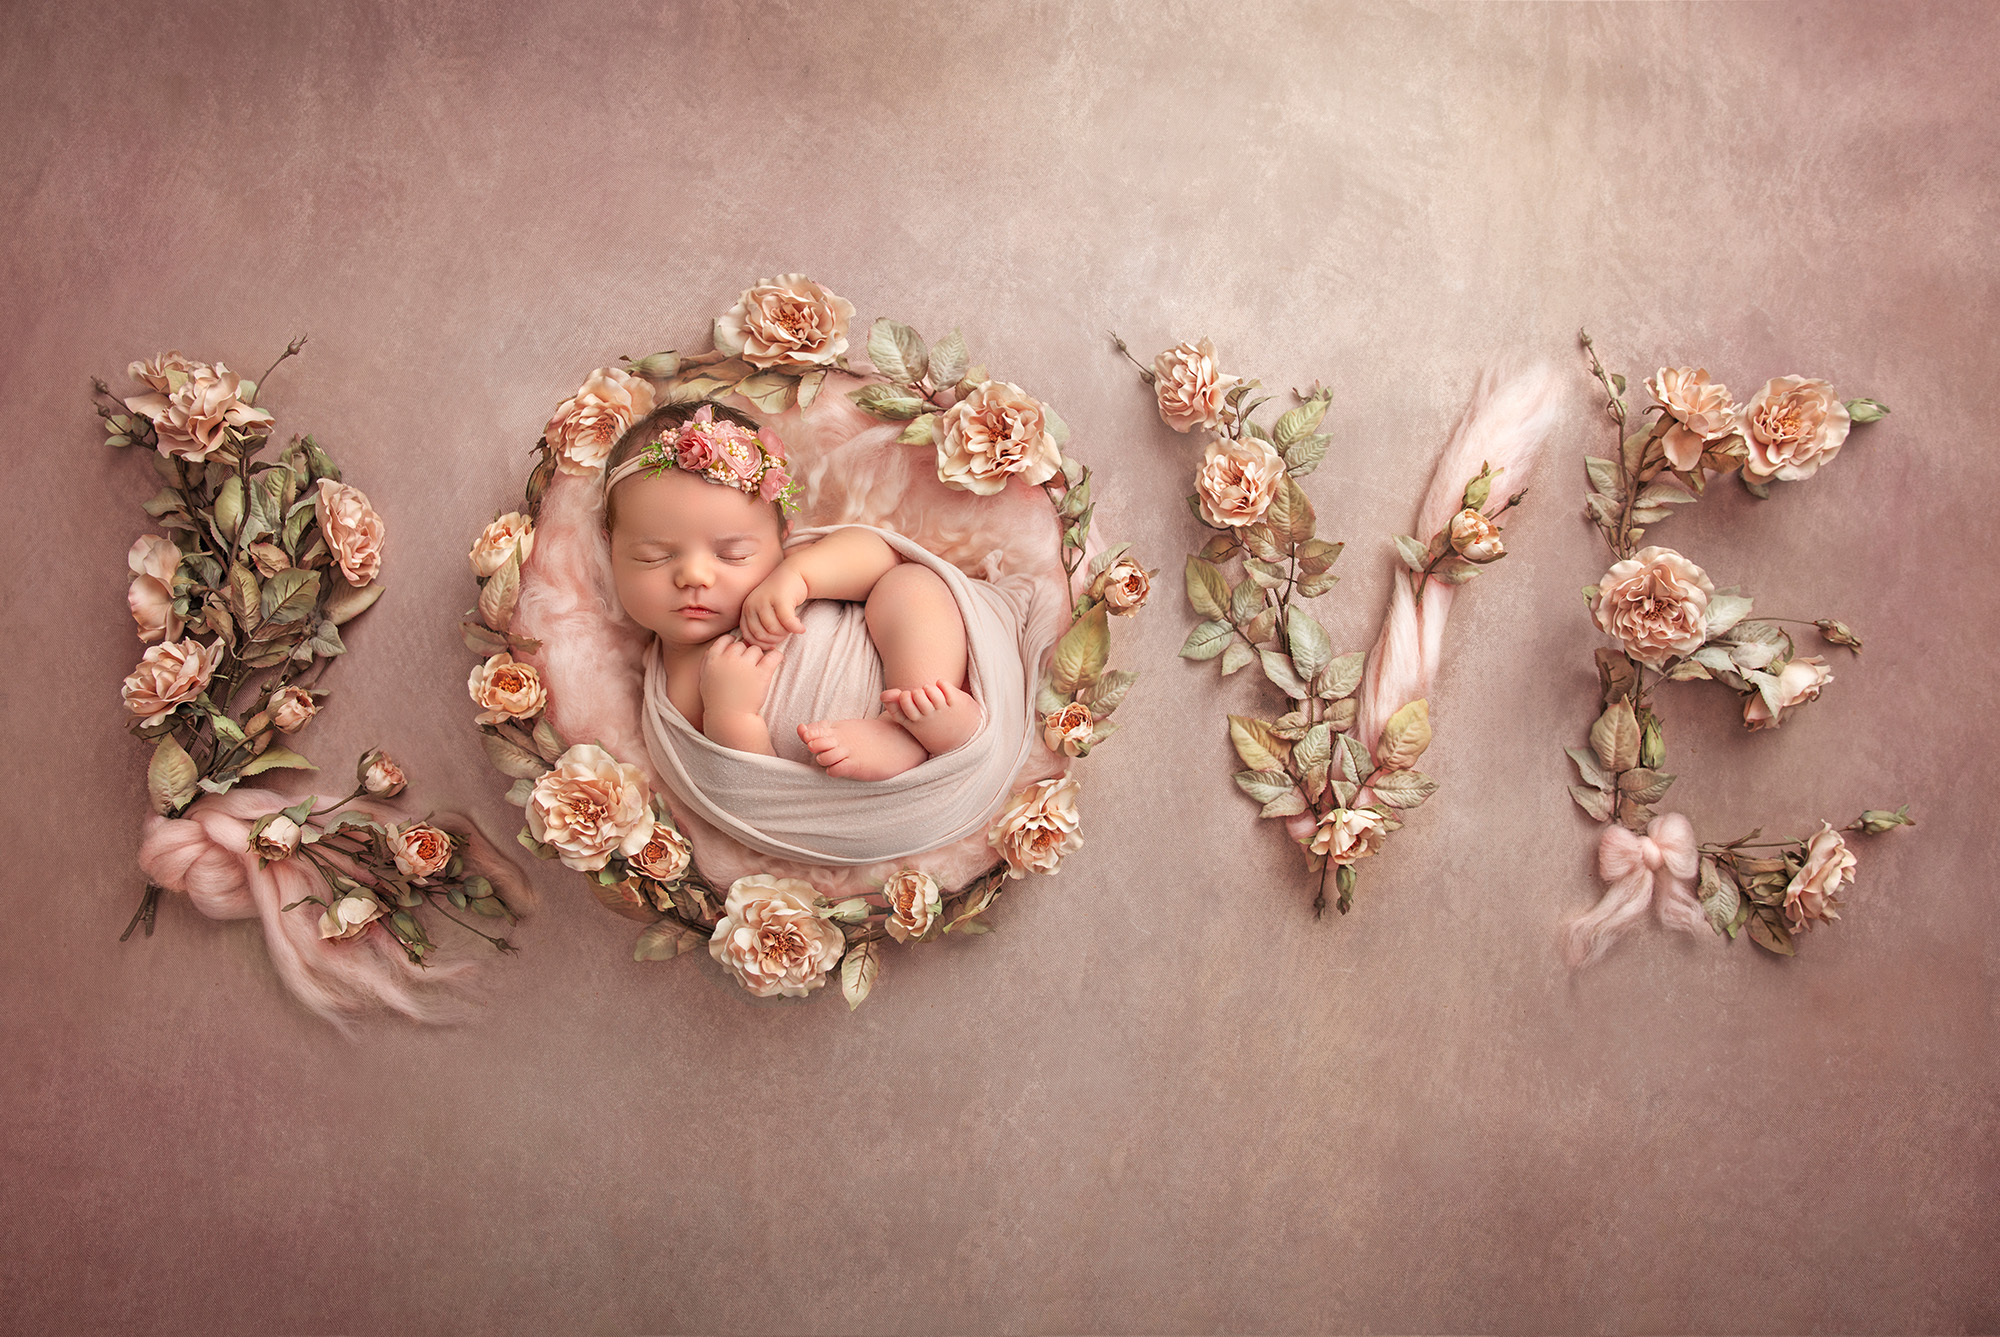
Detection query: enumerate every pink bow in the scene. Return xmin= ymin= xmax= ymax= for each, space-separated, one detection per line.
xmin=1559 ymin=812 xmax=1705 ymax=969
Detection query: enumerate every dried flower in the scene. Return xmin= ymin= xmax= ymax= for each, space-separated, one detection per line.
xmin=1647 ymin=367 xmax=1739 ymax=471
xmin=1042 ymin=702 xmax=1095 ymax=757
xmin=313 ymin=479 xmax=386 ymax=587
xmin=1816 ymin=618 xmax=1862 ymax=652
xmin=1194 ymin=434 xmax=1286 ymax=528
xmin=1152 ymin=338 xmax=1238 ymax=433
xmin=630 ymin=822 xmax=693 ymax=883
xmin=126 ymin=534 xmax=183 ymax=643
xmin=469 ymin=512 xmax=536 ymax=579
xmin=121 ymin=636 xmax=225 ymax=722
xmin=882 ymin=870 xmax=942 ymax=943
xmin=318 ymin=894 xmax=385 ymax=941
xmin=525 ymin=743 xmax=653 ymax=872
xmin=1448 ymin=508 xmax=1506 ymax=563
xmin=1783 ymin=822 xmax=1856 ymax=932
xmin=252 ymin=814 xmax=302 ymax=861
xmin=545 ymin=367 xmax=656 ymax=475
xmin=1592 ymin=546 xmax=1714 ymax=668
xmin=988 ymin=775 xmax=1083 ymax=878
xmin=714 ymin=275 xmax=855 ymax=371
xmin=467 ymin=652 xmax=548 ymax=726
xmin=1089 ymin=557 xmax=1152 ymax=614
xmin=708 ymin=874 xmax=846 ymax=998
xmin=1308 ymin=807 xmax=1387 ymax=865
xmin=268 ymin=685 xmax=318 ymax=733
xmin=932 ymin=380 xmax=1063 ymax=495
xmin=1741 ymin=376 xmax=1851 ymax=482
xmin=387 ymin=822 xmax=454 ymax=881
xmin=124 ymin=361 xmax=273 ymax=462
xmin=1743 ymin=656 xmax=1834 ymax=730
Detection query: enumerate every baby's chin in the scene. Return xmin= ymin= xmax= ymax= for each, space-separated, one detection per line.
xmin=646 ymin=615 xmax=742 ymax=649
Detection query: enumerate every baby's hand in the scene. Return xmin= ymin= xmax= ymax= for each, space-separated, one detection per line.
xmin=700 ymin=637 xmax=784 ymax=721
xmin=738 ymin=560 xmax=810 ymax=650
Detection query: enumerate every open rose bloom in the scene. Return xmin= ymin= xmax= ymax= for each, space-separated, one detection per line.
xmin=1592 ymin=546 xmax=1714 ymax=668
xmin=1741 ymin=375 xmax=1851 ymax=482
xmin=525 ymin=743 xmax=652 ymax=871
xmin=1743 ymin=655 xmax=1834 ymax=730
xmin=468 ymin=652 xmax=547 ymax=725
xmin=1089 ymin=557 xmax=1152 ymax=614
xmin=387 ymin=822 xmax=454 ymax=881
xmin=1153 ymin=338 xmax=1237 ymax=433
xmin=1195 ymin=435 xmax=1286 ymax=527
xmin=127 ymin=534 xmax=183 ymax=642
xmin=1309 ymin=807 xmax=1387 ymax=865
xmin=708 ymin=875 xmax=847 ymax=998
xmin=122 ymin=636 xmax=225 ymax=723
xmin=546 ymin=367 xmax=656 ymax=475
xmin=714 ymin=274 xmax=855 ymax=371
xmin=630 ymin=823 xmax=692 ymax=883
xmin=989 ymin=775 xmax=1083 ymax=877
xmin=314 ymin=479 xmax=386 ymax=586
xmin=882 ymin=870 xmax=942 ymax=943
xmin=932 ymin=380 xmax=1063 ymax=495
xmin=1647 ymin=366 xmax=1740 ymax=471
xmin=1784 ymin=823 xmax=1856 ymax=932
xmin=124 ymin=360 xmax=274 ymax=462
xmin=469 ymin=511 xmax=536 ymax=578
xmin=1042 ymin=702 xmax=1094 ymax=757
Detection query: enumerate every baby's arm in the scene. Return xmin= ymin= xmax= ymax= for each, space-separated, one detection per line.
xmin=698 ymin=638 xmax=783 ymax=755
xmin=738 ymin=528 xmax=902 ymax=649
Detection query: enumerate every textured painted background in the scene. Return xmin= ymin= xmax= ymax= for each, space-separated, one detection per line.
xmin=3 ymin=2 xmax=1994 ymax=1333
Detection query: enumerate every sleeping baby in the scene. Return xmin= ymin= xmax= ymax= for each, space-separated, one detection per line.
xmin=603 ymin=402 xmax=1042 ymax=867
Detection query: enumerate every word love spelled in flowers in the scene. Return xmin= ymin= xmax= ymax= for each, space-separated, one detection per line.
xmin=468 ymin=275 xmax=1144 ymax=1008
xmin=98 ymin=344 xmax=525 ymax=1030
xmin=1121 ymin=335 xmax=1561 ymax=916
xmin=1559 ymin=333 xmax=1913 ymax=968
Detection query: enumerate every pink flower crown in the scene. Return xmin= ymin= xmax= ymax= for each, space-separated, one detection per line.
xmin=604 ymin=404 xmax=801 ymax=513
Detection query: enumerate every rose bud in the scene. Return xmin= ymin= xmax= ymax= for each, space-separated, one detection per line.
xmin=1448 ymin=508 xmax=1506 ymax=563
xmin=252 ymin=814 xmax=302 ymax=862
xmin=268 ymin=686 xmax=318 ymax=733
xmin=1088 ymin=558 xmax=1152 ymax=615
xmin=1851 ymin=806 xmax=1916 ymax=835
xmin=1816 ymin=618 xmax=1862 ymax=652
xmin=357 ymin=748 xmax=407 ymax=797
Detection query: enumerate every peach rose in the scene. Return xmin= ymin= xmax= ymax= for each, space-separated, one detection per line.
xmin=314 ymin=479 xmax=385 ymax=587
xmin=1194 ymin=434 xmax=1286 ymax=528
xmin=1153 ymin=337 xmax=1237 ymax=433
xmin=1741 ymin=376 xmax=1851 ymax=482
xmin=268 ymin=685 xmax=317 ymax=733
xmin=545 ymin=367 xmax=656 ymax=475
xmin=468 ymin=512 xmax=536 ymax=579
xmin=251 ymin=814 xmax=302 ymax=862
xmin=1743 ymin=656 xmax=1834 ymax=730
xmin=124 ymin=361 xmax=274 ymax=462
xmin=988 ymin=775 xmax=1083 ymax=878
xmin=630 ymin=822 xmax=693 ymax=883
xmin=708 ymin=874 xmax=847 ymax=998
xmin=714 ymin=274 xmax=855 ymax=371
xmin=318 ymin=894 xmax=385 ymax=941
xmin=467 ymin=652 xmax=547 ymax=726
xmin=1647 ymin=367 xmax=1739 ymax=471
xmin=1089 ymin=557 xmax=1151 ymax=614
xmin=882 ymin=870 xmax=942 ymax=944
xmin=387 ymin=822 xmax=454 ymax=881
xmin=526 ymin=743 xmax=653 ymax=872
xmin=127 ymin=534 xmax=183 ymax=643
xmin=1592 ymin=546 xmax=1714 ymax=668
xmin=1042 ymin=702 xmax=1094 ymax=757
xmin=1448 ymin=508 xmax=1505 ymax=563
xmin=1308 ymin=807 xmax=1387 ymax=865
xmin=932 ymin=380 xmax=1064 ymax=496
xmin=358 ymin=748 xmax=407 ymax=797
xmin=1783 ymin=822 xmax=1855 ymax=932
xmin=121 ymin=636 xmax=225 ymax=723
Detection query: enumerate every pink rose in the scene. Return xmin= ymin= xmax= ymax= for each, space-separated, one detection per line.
xmin=525 ymin=743 xmax=653 ymax=871
xmin=1088 ymin=557 xmax=1152 ymax=614
xmin=988 ymin=776 xmax=1083 ymax=878
xmin=127 ymin=351 xmax=198 ymax=393
xmin=467 ymin=652 xmax=548 ymax=726
xmin=1592 ymin=546 xmax=1714 ymax=668
xmin=713 ymin=275 xmax=855 ymax=371
xmin=545 ymin=367 xmax=656 ymax=475
xmin=1194 ymin=435 xmax=1286 ymax=528
xmin=882 ymin=870 xmax=942 ymax=944
xmin=1741 ymin=376 xmax=1851 ymax=482
xmin=932 ymin=381 xmax=1064 ymax=496
xmin=468 ymin=512 xmax=535 ymax=579
xmin=1447 ymin=508 xmax=1506 ymax=563
xmin=314 ymin=479 xmax=386 ymax=587
xmin=358 ymin=748 xmax=407 ymax=797
xmin=1743 ymin=656 xmax=1834 ymax=730
xmin=268 ymin=685 xmax=318 ymax=733
xmin=1647 ymin=367 xmax=1739 ymax=472
xmin=387 ymin=822 xmax=454 ymax=881
xmin=123 ymin=361 xmax=274 ymax=462
xmin=1042 ymin=702 xmax=1095 ymax=758
xmin=758 ymin=467 xmax=792 ymax=502
xmin=121 ymin=636 xmax=224 ymax=722
xmin=1308 ymin=807 xmax=1387 ymax=865
xmin=126 ymin=534 xmax=183 ymax=643
xmin=1783 ymin=822 xmax=1856 ymax=932
xmin=708 ymin=874 xmax=847 ymax=998
xmin=251 ymin=814 xmax=302 ymax=862
xmin=318 ymin=894 xmax=385 ymax=941
xmin=630 ymin=822 xmax=693 ymax=883
xmin=1153 ymin=338 xmax=1238 ymax=433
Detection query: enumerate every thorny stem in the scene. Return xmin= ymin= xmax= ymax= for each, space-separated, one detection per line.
xmin=1108 ymin=332 xmax=1155 ymax=383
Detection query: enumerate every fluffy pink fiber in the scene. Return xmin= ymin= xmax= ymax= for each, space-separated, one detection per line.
xmin=513 ymin=377 xmax=1074 ymax=901
xmin=137 ymin=789 xmax=531 ymax=1032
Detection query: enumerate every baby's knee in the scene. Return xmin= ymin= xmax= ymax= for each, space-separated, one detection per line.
xmin=866 ymin=562 xmax=953 ymax=621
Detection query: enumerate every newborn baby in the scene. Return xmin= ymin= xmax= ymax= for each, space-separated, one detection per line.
xmin=605 ymin=402 xmax=982 ymax=781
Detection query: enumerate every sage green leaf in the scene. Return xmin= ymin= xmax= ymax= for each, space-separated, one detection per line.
xmin=483 ymin=731 xmax=549 ymax=780
xmin=1267 ymin=475 xmax=1316 ymax=545
xmin=1372 ymin=769 xmax=1438 ymax=809
xmin=307 ymin=621 xmax=345 ymax=658
xmin=1285 ymin=606 xmax=1334 ymax=680
xmin=1083 ymin=668 xmax=1138 ymax=714
xmin=322 ymin=578 xmax=383 ymax=626
xmin=848 ymin=385 xmax=927 ymax=420
xmin=1585 ymin=456 xmax=1622 ymax=499
xmin=1637 ymin=478 xmax=1697 ymax=506
xmin=1704 ymin=594 xmax=1754 ymax=639
xmin=1298 ymin=569 xmax=1340 ymax=598
xmin=1228 ymin=715 xmax=1289 ymax=772
xmin=1259 ymin=648 xmax=1310 ymax=699
xmin=1699 ymin=857 xmax=1741 ymax=936
xmin=1591 ymin=699 xmax=1640 ymax=773
xmin=1282 ymin=433 xmax=1330 ymax=476
xmin=866 ymin=318 xmax=928 ymax=384
xmin=1179 ymin=619 xmax=1233 ymax=661
xmin=1241 ymin=524 xmax=1285 ymax=562
xmin=1316 ymin=650 xmax=1365 ymax=701
xmin=1242 ymin=605 xmax=1279 ymax=646
xmin=259 ymin=569 xmax=321 ymax=624
xmin=736 ymin=371 xmax=797 ymax=412
xmin=148 ymin=734 xmax=199 ymax=815
xmin=1273 ymin=395 xmax=1329 ymax=447
xmin=1233 ymin=768 xmax=1295 ymax=805
xmin=1050 ymin=603 xmax=1110 ymax=692
xmin=1220 ymin=639 xmax=1256 ymax=676
xmin=1296 ymin=538 xmax=1343 ymax=574
xmin=478 ymin=550 xmax=521 ymax=630
xmin=1338 ymin=733 xmax=1370 ymax=784
xmin=634 ymin=918 xmax=704 ymax=962
xmin=1184 ymin=556 xmax=1229 ymax=619
xmin=1324 ymin=697 xmax=1358 ymax=732
xmin=1229 ymin=576 xmax=1266 ymax=623
xmin=1844 ymin=397 xmax=1889 ymax=423
xmin=1378 ymin=700 xmax=1432 ymax=770
xmin=1243 ymin=558 xmax=1286 ymax=590
xmin=239 ymin=745 xmax=317 ymax=777
xmin=1044 ymin=406 xmax=1072 ymax=447
xmin=213 ymin=474 xmax=245 ymax=540
xmin=1294 ymin=723 xmax=1331 ymax=784
xmin=930 ymin=329 xmax=969 ymax=387
xmin=1394 ymin=534 xmax=1429 ymax=574
xmin=1260 ymin=791 xmax=1308 ymax=818
xmin=894 ymin=413 xmax=937 ymax=445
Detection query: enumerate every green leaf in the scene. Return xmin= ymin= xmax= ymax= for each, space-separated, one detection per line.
xmin=1233 ymin=769 xmax=1296 ymax=805
xmin=1394 ymin=534 xmax=1429 ymax=574
xmin=1220 ymin=639 xmax=1256 ymax=675
xmin=1285 ymin=606 xmax=1334 ymax=680
xmin=1273 ymin=395 xmax=1329 ymax=447
xmin=259 ymin=568 xmax=321 ymax=625
xmin=1294 ymin=723 xmax=1331 ymax=786
xmin=147 ymin=734 xmax=199 ymax=815
xmin=1266 ymin=475 xmax=1316 ymax=545
xmin=634 ymin=918 xmax=705 ymax=962
xmin=1591 ymin=699 xmax=1640 ymax=774
xmin=1044 ymin=406 xmax=1072 ymax=447
xmin=213 ymin=474 xmax=245 ymax=540
xmin=1243 ymin=558 xmax=1286 ymax=590
xmin=1372 ymin=769 xmax=1437 ymax=809
xmin=1585 ymin=456 xmax=1622 ymax=499
xmin=1297 ymin=569 xmax=1340 ymax=598
xmin=1259 ymin=791 xmax=1308 ymax=818
xmin=1282 ymin=434 xmax=1330 ymax=476
xmin=1184 ymin=556 xmax=1229 ymax=619
xmin=1296 ymin=538 xmax=1342 ymax=574
xmin=848 ymin=384 xmax=927 ymax=421
xmin=1229 ymin=576 xmax=1266 ymax=624
xmin=239 ymin=745 xmax=317 ymax=777
xmin=1259 ymin=648 xmax=1310 ymax=699
xmin=1050 ymin=603 xmax=1110 ymax=693
xmin=929 ymin=329 xmax=969 ymax=387
xmin=1228 ymin=715 xmax=1289 ymax=772
xmin=1704 ymin=594 xmax=1754 ymax=639
xmin=867 ymin=318 xmax=928 ymax=384
xmin=735 ymin=371 xmax=797 ymax=413
xmin=1083 ymin=668 xmax=1139 ymax=715
xmin=1179 ymin=619 xmax=1233 ymax=661
xmin=841 ymin=939 xmax=881 ymax=1010
xmin=895 ymin=413 xmax=938 ymax=445
xmin=1337 ymin=733 xmax=1370 ymax=785
xmin=483 ymin=731 xmax=550 ymax=780
xmin=1315 ymin=650 xmax=1365 ymax=701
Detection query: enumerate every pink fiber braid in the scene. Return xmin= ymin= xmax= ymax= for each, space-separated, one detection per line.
xmin=136 ymin=789 xmax=530 ymax=1032
xmin=513 ymin=375 xmax=1074 ymax=901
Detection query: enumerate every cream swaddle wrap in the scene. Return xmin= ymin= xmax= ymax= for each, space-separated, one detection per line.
xmin=641 ymin=523 xmax=1037 ymax=866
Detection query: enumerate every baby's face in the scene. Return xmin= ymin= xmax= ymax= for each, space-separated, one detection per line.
xmin=608 ymin=468 xmax=786 ymax=649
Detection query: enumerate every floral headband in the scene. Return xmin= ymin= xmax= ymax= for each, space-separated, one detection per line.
xmin=604 ymin=404 xmax=801 ymax=513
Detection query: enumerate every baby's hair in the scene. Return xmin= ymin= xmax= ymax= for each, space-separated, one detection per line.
xmin=602 ymin=400 xmax=784 ymax=534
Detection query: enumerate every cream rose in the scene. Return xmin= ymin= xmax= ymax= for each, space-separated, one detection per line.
xmin=268 ymin=685 xmax=318 ymax=733
xmin=1741 ymin=376 xmax=1851 ymax=482
xmin=882 ymin=870 xmax=942 ymax=943
xmin=467 ymin=652 xmax=547 ymax=726
xmin=126 ymin=534 xmax=183 ymax=643
xmin=123 ymin=361 xmax=274 ymax=462
xmin=1783 ymin=822 xmax=1856 ymax=932
xmin=714 ymin=274 xmax=855 ymax=371
xmin=252 ymin=814 xmax=302 ymax=862
xmin=630 ymin=822 xmax=692 ymax=883
xmin=932 ymin=380 xmax=1063 ymax=496
xmin=121 ymin=636 xmax=225 ymax=723
xmin=1592 ymin=546 xmax=1714 ymax=668
xmin=545 ymin=367 xmax=656 ymax=475
xmin=1194 ymin=435 xmax=1286 ymax=528
xmin=1448 ymin=508 xmax=1506 ymax=563
xmin=708 ymin=874 xmax=847 ymax=998
xmin=387 ymin=822 xmax=454 ymax=881
xmin=1152 ymin=337 xmax=1237 ymax=433
xmin=318 ymin=894 xmax=385 ymax=941
xmin=1042 ymin=702 xmax=1095 ymax=757
xmin=358 ymin=749 xmax=407 ymax=797
xmin=1647 ymin=366 xmax=1739 ymax=471
xmin=525 ymin=743 xmax=653 ymax=871
xmin=127 ymin=351 xmax=198 ymax=393
xmin=988 ymin=775 xmax=1084 ymax=878
xmin=468 ymin=511 xmax=536 ymax=579
xmin=1308 ymin=807 xmax=1387 ymax=865
xmin=1743 ymin=656 xmax=1834 ymax=730
xmin=313 ymin=479 xmax=386 ymax=587
xmin=1089 ymin=557 xmax=1151 ymax=614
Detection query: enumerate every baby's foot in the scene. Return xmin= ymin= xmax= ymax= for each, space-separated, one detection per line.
xmin=798 ymin=717 xmax=929 ymax=781
xmin=881 ymin=679 xmax=981 ymax=758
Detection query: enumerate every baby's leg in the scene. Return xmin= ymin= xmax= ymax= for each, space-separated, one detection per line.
xmin=868 ymin=563 xmax=981 ymax=757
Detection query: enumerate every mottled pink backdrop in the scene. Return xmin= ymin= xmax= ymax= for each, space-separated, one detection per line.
xmin=2 ymin=3 xmax=1993 ymax=1333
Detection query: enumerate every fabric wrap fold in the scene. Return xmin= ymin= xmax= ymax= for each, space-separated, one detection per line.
xmin=641 ymin=523 xmax=1041 ymax=866
xmin=1558 ymin=812 xmax=1704 ymax=970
